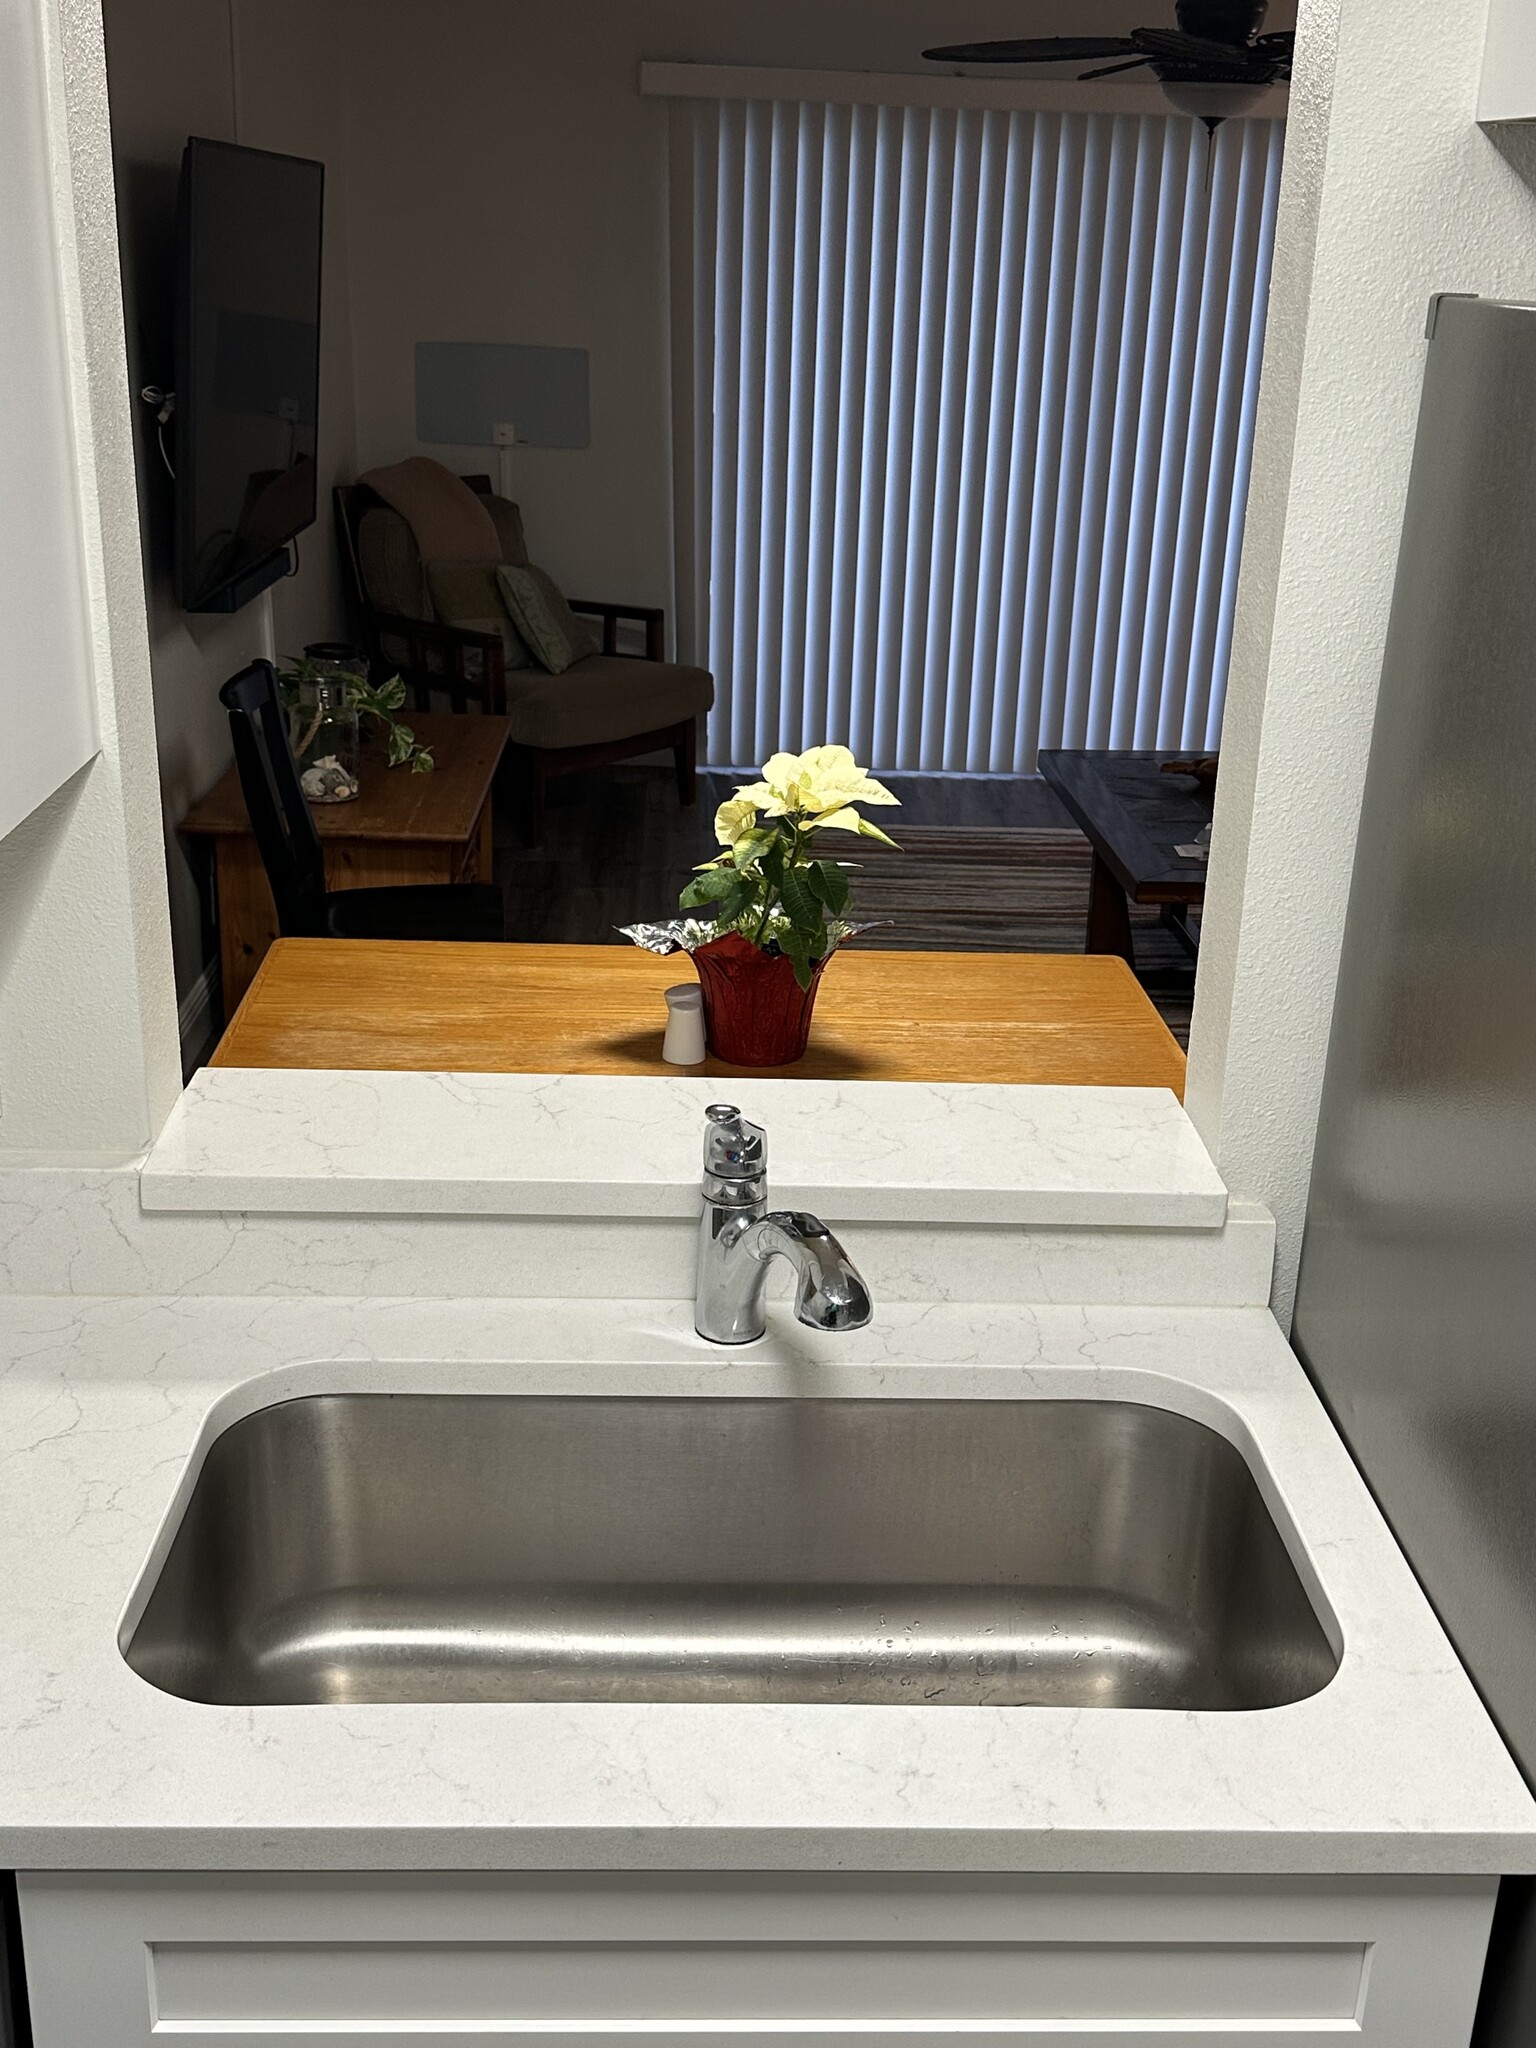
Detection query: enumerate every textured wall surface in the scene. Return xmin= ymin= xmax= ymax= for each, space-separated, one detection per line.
xmin=1185 ymin=0 xmax=1536 ymax=1321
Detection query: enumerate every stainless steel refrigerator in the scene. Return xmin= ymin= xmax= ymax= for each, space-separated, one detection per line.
xmin=1292 ymin=291 xmax=1536 ymax=2042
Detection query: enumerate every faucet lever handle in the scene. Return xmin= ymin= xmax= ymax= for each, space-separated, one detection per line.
xmin=703 ymin=1103 xmax=767 ymax=1184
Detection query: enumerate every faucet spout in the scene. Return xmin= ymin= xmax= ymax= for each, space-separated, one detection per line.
xmin=694 ymin=1105 xmax=875 ymax=1345
xmin=748 ymin=1212 xmax=873 ymax=1334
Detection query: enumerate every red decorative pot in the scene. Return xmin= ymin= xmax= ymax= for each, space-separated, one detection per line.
xmin=692 ymin=931 xmax=832 ymax=1067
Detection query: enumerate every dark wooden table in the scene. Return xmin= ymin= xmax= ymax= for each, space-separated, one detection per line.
xmin=182 ymin=712 xmax=513 ymax=1015
xmin=1037 ymin=750 xmax=1214 ymax=966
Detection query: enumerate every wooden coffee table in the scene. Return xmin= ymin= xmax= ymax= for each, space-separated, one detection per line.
xmin=210 ymin=940 xmax=1188 ymax=1095
xmin=1037 ymin=749 xmax=1214 ymax=967
xmin=182 ymin=713 xmax=513 ymax=1014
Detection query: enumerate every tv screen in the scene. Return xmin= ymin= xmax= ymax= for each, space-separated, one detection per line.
xmin=174 ymin=138 xmax=324 ymax=613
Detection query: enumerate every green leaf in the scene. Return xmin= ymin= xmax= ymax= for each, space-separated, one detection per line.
xmin=680 ymin=866 xmax=747 ymax=909
xmin=713 ymin=881 xmax=757 ymax=929
xmin=386 ymin=722 xmax=414 ymax=767
xmin=410 ymin=748 xmax=435 ymax=774
xmin=811 ymin=860 xmax=850 ymax=915
xmin=856 ymin=817 xmax=900 ymax=848
xmin=780 ymin=932 xmax=810 ymax=988
xmin=370 ymin=676 xmax=407 ymax=713
xmin=778 ymin=865 xmax=822 ymax=934
xmin=730 ymin=831 xmax=772 ymax=871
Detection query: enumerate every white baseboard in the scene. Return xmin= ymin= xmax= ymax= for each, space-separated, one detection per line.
xmin=176 ymin=959 xmax=220 ymax=1071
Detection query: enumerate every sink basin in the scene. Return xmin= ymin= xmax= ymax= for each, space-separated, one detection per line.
xmin=123 ymin=1395 xmax=1338 ymax=1709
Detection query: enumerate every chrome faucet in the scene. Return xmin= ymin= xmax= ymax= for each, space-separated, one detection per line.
xmin=695 ymin=1104 xmax=874 ymax=1345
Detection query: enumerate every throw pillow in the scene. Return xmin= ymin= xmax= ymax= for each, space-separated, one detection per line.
xmin=495 ymin=564 xmax=599 ymax=676
xmin=425 ymin=558 xmax=535 ymax=670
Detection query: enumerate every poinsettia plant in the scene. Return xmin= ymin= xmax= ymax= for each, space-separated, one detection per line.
xmin=680 ymin=746 xmax=901 ymax=986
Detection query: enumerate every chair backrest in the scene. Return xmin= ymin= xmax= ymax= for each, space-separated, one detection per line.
xmin=219 ymin=660 xmax=329 ymax=937
xmin=333 ymin=477 xmax=530 ymax=637
xmin=334 ymin=483 xmax=394 ymax=663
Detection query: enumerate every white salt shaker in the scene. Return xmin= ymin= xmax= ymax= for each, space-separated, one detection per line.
xmin=662 ymin=983 xmax=707 ymax=1066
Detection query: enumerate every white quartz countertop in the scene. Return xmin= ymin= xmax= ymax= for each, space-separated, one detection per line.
xmin=140 ymin=1072 xmax=1229 ymax=1226
xmin=2 ymin=1290 xmax=1533 ymax=1876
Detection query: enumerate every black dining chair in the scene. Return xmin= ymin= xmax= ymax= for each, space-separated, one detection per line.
xmin=218 ymin=660 xmax=506 ymax=945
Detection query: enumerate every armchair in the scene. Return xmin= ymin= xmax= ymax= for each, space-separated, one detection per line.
xmin=334 ymin=473 xmax=713 ymax=844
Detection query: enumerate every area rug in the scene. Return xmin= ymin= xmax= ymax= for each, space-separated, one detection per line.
xmin=841 ymin=826 xmax=1094 ymax=953
xmin=837 ymin=825 xmax=1195 ymax=1045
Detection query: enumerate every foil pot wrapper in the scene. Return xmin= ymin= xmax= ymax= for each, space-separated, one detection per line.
xmin=617 ymin=918 xmax=877 ymax=957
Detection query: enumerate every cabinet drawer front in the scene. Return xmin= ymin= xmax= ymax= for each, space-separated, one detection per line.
xmin=150 ymin=1936 xmax=1368 ymax=2031
xmin=18 ymin=1873 xmax=1496 ymax=2048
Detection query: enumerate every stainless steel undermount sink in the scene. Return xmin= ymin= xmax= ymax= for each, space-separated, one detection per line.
xmin=123 ymin=1395 xmax=1339 ymax=1710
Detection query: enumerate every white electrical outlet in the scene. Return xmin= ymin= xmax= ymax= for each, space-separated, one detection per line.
xmin=492 ymin=421 xmax=519 ymax=447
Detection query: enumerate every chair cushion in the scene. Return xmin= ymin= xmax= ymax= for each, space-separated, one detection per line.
xmin=503 ymin=655 xmax=714 ymax=751
xmin=358 ymin=505 xmax=430 ymax=620
xmin=424 ymin=559 xmax=536 ymax=670
xmin=496 ymin=564 xmax=599 ymax=675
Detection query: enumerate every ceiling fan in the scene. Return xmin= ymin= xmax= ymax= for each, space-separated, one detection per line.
xmin=923 ymin=0 xmax=1293 ymax=131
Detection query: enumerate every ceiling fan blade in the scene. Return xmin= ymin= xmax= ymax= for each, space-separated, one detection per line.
xmin=1079 ymin=56 xmax=1156 ymax=79
xmin=1132 ymin=26 xmax=1268 ymax=65
xmin=923 ymin=35 xmax=1141 ymax=64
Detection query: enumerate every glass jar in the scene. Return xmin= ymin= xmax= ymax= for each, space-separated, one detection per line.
xmin=290 ymin=678 xmax=361 ymax=804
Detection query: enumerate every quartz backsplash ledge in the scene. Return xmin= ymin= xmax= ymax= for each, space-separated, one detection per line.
xmin=0 ymin=1072 xmax=1269 ymax=1305
xmin=139 ymin=1071 xmax=1228 ymax=1226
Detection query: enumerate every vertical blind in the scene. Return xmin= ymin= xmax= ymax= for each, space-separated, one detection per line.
xmin=671 ymin=101 xmax=1284 ymax=772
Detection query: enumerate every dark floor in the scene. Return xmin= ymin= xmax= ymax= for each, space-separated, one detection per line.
xmin=496 ymin=766 xmax=1195 ymax=1044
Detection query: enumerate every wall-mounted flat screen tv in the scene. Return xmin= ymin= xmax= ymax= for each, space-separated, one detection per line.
xmin=174 ymin=138 xmax=324 ymax=614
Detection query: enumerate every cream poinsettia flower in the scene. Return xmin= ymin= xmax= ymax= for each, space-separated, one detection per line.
xmin=813 ymin=804 xmax=899 ymax=846
xmin=713 ymin=793 xmax=762 ymax=849
xmin=743 ymin=745 xmax=899 ymax=821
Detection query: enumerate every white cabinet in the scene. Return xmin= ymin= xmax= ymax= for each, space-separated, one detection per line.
xmin=17 ymin=1870 xmax=1496 ymax=2048
xmin=1479 ymin=0 xmax=1536 ymax=123
xmin=0 ymin=0 xmax=101 ymax=844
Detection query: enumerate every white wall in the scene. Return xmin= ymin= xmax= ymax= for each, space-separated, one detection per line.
xmin=0 ymin=0 xmax=180 ymax=1156
xmin=1185 ymin=0 xmax=1536 ymax=1321
xmin=102 ymin=0 xmax=358 ymax=1028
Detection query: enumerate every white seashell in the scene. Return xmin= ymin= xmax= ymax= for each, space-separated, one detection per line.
xmin=301 ymin=755 xmax=360 ymax=804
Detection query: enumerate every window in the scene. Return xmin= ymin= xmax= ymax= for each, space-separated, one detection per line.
xmin=672 ymin=102 xmax=1283 ymax=771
